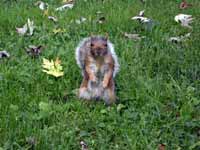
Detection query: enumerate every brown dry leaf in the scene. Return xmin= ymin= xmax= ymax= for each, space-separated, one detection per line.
xmin=180 ymin=1 xmax=192 ymax=9
xmin=26 ymin=45 xmax=43 ymax=57
xmin=158 ymin=144 xmax=166 ymax=150
xmin=55 ymin=57 xmax=61 ymax=65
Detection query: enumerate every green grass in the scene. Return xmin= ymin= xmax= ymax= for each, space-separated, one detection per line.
xmin=0 ymin=0 xmax=200 ymax=149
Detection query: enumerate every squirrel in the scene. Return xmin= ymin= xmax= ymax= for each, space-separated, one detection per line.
xmin=75 ymin=36 xmax=120 ymax=105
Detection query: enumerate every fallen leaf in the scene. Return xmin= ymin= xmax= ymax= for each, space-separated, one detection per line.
xmin=48 ymin=16 xmax=58 ymax=22
xmin=169 ymin=33 xmax=191 ymax=43
xmin=16 ymin=18 xmax=35 ymax=36
xmin=131 ymin=10 xmax=151 ymax=23
xmin=75 ymin=17 xmax=87 ymax=24
xmin=97 ymin=16 xmax=106 ymax=24
xmin=175 ymin=14 xmax=194 ymax=28
xmin=139 ymin=10 xmax=145 ymax=17
xmin=169 ymin=37 xmax=182 ymax=43
xmin=55 ymin=57 xmax=61 ymax=65
xmin=132 ymin=16 xmax=151 ymax=23
xmin=179 ymin=1 xmax=192 ymax=9
xmin=52 ymin=28 xmax=65 ymax=34
xmin=117 ymin=104 xmax=126 ymax=112
xmin=96 ymin=11 xmax=103 ymax=15
xmin=26 ymin=45 xmax=43 ymax=57
xmin=62 ymin=0 xmax=74 ymax=4
xmin=27 ymin=18 xmax=35 ymax=36
xmin=42 ymin=58 xmax=64 ymax=77
xmin=0 ymin=50 xmax=10 ymax=59
xmin=43 ymin=9 xmax=49 ymax=16
xmin=16 ymin=24 xmax=28 ymax=35
xmin=56 ymin=4 xmax=74 ymax=11
xmin=96 ymin=11 xmax=106 ymax=24
xmin=35 ymin=1 xmax=48 ymax=10
xmin=80 ymin=141 xmax=88 ymax=150
xmin=124 ymin=32 xmax=145 ymax=41
xmin=158 ymin=144 xmax=166 ymax=150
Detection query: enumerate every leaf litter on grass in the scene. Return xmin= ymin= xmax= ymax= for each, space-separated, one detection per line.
xmin=168 ymin=33 xmax=191 ymax=43
xmin=124 ymin=32 xmax=145 ymax=41
xmin=35 ymin=1 xmax=48 ymax=10
xmin=16 ymin=18 xmax=35 ymax=36
xmin=80 ymin=141 xmax=88 ymax=150
xmin=48 ymin=16 xmax=58 ymax=22
xmin=131 ymin=10 xmax=158 ymax=30
xmin=75 ymin=17 xmax=87 ymax=24
xmin=179 ymin=0 xmax=192 ymax=9
xmin=131 ymin=10 xmax=151 ymax=23
xmin=1 ymin=0 xmax=200 ymax=149
xmin=175 ymin=14 xmax=194 ymax=29
xmin=56 ymin=3 xmax=74 ymax=11
xmin=0 ymin=50 xmax=10 ymax=59
xmin=26 ymin=45 xmax=43 ymax=57
xmin=42 ymin=57 xmax=64 ymax=78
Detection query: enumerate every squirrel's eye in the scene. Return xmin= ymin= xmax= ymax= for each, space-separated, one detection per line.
xmin=104 ymin=43 xmax=107 ymax=47
xmin=91 ymin=43 xmax=94 ymax=47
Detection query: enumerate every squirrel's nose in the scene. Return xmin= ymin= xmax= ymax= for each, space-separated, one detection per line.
xmin=97 ymin=51 xmax=101 ymax=55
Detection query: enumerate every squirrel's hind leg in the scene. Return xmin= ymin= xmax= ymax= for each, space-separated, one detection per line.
xmin=79 ymin=71 xmax=91 ymax=100
xmin=79 ymin=87 xmax=91 ymax=100
xmin=102 ymin=79 xmax=116 ymax=105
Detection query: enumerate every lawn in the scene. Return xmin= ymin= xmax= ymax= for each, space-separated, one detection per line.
xmin=0 ymin=0 xmax=200 ymax=149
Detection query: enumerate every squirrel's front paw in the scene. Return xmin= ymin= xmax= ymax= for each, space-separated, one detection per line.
xmin=102 ymin=80 xmax=109 ymax=88
xmin=90 ymin=76 xmax=97 ymax=82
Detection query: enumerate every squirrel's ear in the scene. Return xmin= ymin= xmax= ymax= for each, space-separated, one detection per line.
xmin=90 ymin=32 xmax=94 ymax=38
xmin=90 ymin=33 xmax=95 ymax=44
xmin=90 ymin=36 xmax=94 ymax=47
xmin=105 ymin=33 xmax=109 ymax=40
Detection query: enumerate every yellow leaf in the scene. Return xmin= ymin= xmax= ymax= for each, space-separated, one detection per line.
xmin=43 ymin=10 xmax=49 ymax=16
xmin=42 ymin=58 xmax=64 ymax=77
xmin=55 ymin=57 xmax=61 ymax=65
xmin=52 ymin=28 xmax=64 ymax=34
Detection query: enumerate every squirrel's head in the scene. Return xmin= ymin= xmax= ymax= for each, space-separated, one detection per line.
xmin=90 ymin=36 xmax=108 ymax=57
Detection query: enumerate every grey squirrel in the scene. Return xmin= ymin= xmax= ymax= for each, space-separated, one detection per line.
xmin=75 ymin=36 xmax=119 ymax=105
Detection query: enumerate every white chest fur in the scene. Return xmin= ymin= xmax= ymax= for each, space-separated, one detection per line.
xmin=89 ymin=59 xmax=109 ymax=80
